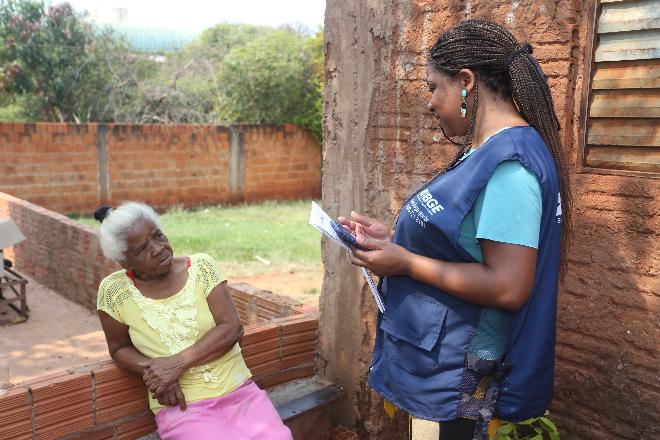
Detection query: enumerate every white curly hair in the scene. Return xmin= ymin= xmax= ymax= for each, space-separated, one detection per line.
xmin=98 ymin=202 xmax=161 ymax=263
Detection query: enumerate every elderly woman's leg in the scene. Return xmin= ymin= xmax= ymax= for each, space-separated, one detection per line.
xmin=155 ymin=380 xmax=292 ymax=440
xmin=155 ymin=403 xmax=248 ymax=440
xmin=220 ymin=380 xmax=293 ymax=439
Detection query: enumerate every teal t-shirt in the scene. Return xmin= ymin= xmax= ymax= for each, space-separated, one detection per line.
xmin=456 ymin=155 xmax=542 ymax=361
xmin=458 ymin=159 xmax=542 ymax=261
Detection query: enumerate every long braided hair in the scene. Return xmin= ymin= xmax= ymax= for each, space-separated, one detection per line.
xmin=420 ymin=20 xmax=572 ymax=271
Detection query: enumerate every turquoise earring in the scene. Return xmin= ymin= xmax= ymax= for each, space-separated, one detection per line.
xmin=460 ymin=89 xmax=468 ymax=118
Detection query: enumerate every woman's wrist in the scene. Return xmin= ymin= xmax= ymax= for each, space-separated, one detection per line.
xmin=401 ymin=248 xmax=417 ymax=277
xmin=176 ymin=350 xmax=194 ymax=372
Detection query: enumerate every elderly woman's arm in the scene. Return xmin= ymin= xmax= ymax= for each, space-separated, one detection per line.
xmin=140 ymin=280 xmax=244 ymax=395
xmin=185 ymin=280 xmax=244 ymax=364
xmin=98 ymin=311 xmax=187 ymax=410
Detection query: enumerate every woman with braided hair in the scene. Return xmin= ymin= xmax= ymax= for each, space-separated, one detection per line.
xmin=338 ymin=20 xmax=570 ymax=439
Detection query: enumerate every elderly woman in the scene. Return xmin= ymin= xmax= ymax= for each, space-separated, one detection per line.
xmin=95 ymin=202 xmax=292 ymax=440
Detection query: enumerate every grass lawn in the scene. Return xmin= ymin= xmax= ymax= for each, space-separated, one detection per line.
xmin=75 ymin=200 xmax=324 ymax=286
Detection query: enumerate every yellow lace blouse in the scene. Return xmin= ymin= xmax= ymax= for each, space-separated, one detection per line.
xmin=97 ymin=253 xmax=252 ymax=412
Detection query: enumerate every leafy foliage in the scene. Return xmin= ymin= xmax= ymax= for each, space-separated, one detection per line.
xmin=214 ymin=27 xmax=323 ymax=141
xmin=495 ymin=412 xmax=560 ymax=440
xmin=0 ymin=0 xmax=132 ymax=122
xmin=0 ymin=3 xmax=324 ymax=141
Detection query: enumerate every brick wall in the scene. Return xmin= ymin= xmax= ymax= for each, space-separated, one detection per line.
xmin=0 ymin=191 xmax=118 ymax=310
xmin=0 ymin=192 xmax=326 ymax=316
xmin=105 ymin=125 xmax=233 ymax=208
xmin=0 ymin=124 xmax=99 ymax=213
xmin=243 ymin=124 xmax=322 ymax=201
xmin=0 ymin=303 xmax=317 ymax=440
xmin=0 ymin=123 xmax=320 ymax=214
xmin=320 ymin=1 xmax=658 ymax=439
xmin=551 ymin=1 xmax=659 ymax=437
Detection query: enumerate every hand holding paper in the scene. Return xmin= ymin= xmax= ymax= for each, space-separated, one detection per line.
xmin=337 ymin=212 xmax=393 ymax=242
xmin=309 ymin=202 xmax=385 ymax=313
xmin=347 ymin=236 xmax=413 ymax=278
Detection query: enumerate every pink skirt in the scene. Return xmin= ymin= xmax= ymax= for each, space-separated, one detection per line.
xmin=155 ymin=380 xmax=293 ymax=440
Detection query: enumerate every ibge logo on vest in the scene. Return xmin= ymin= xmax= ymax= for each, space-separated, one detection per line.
xmin=405 ymin=189 xmax=444 ymax=229
xmin=419 ymin=189 xmax=444 ymax=214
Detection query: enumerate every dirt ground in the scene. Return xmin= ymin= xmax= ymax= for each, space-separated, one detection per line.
xmin=229 ymin=268 xmax=323 ymax=306
xmin=0 ymin=271 xmax=322 ymax=385
xmin=0 ymin=275 xmax=109 ymax=385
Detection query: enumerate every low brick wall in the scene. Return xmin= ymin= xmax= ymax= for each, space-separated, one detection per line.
xmin=0 ymin=192 xmax=319 ymax=439
xmin=0 ymin=192 xmax=328 ymax=313
xmin=0 ymin=191 xmax=118 ymax=310
xmin=0 ymin=122 xmax=321 ymax=214
xmin=0 ymin=305 xmax=317 ymax=440
xmin=0 ymin=181 xmax=318 ymax=439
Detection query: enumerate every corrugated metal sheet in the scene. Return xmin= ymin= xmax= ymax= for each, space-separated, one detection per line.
xmin=588 ymin=118 xmax=659 ymax=146
xmin=598 ymin=0 xmax=660 ymax=33
xmin=590 ymin=90 xmax=660 ymax=117
xmin=586 ymin=0 xmax=659 ymax=173
xmin=585 ymin=146 xmax=660 ymax=172
xmin=592 ymin=60 xmax=660 ymax=89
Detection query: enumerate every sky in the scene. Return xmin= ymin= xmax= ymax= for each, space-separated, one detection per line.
xmin=61 ymin=0 xmax=326 ymax=33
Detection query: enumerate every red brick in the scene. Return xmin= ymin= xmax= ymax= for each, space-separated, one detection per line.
xmin=276 ymin=315 xmax=319 ymax=335
xmin=254 ymin=366 xmax=315 ymax=389
xmin=282 ymin=329 xmax=317 ymax=349
xmin=30 ymin=372 xmax=94 ymax=440
xmin=116 ymin=413 xmax=157 ymax=440
xmin=76 ymin=426 xmax=116 ymax=440
xmin=244 ymin=351 xmax=281 ymax=375
xmin=93 ymin=363 xmax=150 ymax=425
xmin=0 ymin=386 xmax=33 ymax=440
xmin=281 ymin=351 xmax=316 ymax=370
xmin=241 ymin=324 xmax=280 ymax=349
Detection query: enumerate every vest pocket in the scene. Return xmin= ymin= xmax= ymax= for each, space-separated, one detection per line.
xmin=380 ymin=293 xmax=449 ymax=377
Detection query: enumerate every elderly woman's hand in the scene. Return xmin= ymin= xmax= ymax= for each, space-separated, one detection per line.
xmin=139 ymin=355 xmax=187 ymax=396
xmin=154 ymin=381 xmax=187 ymax=411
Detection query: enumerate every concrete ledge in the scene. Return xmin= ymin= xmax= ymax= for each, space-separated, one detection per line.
xmin=137 ymin=377 xmax=346 ymax=440
xmin=270 ymin=377 xmax=346 ymax=440
xmin=269 ymin=377 xmax=345 ymax=422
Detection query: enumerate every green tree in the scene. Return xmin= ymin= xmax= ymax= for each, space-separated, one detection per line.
xmin=304 ymin=27 xmax=324 ymax=142
xmin=0 ymin=0 xmax=129 ymax=122
xmin=196 ymin=23 xmax=275 ymax=60
xmin=109 ymin=24 xmax=279 ymax=124
xmin=0 ymin=8 xmax=325 ymax=133
xmin=214 ymin=27 xmax=324 ymax=141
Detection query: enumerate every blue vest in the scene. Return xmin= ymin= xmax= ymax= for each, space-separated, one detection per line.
xmin=368 ymin=126 xmax=562 ymax=423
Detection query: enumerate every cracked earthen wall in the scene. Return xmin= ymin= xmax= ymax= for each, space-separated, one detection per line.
xmin=319 ymin=1 xmax=658 ymax=439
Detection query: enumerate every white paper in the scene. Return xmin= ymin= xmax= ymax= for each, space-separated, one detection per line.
xmin=309 ymin=201 xmax=385 ymax=313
